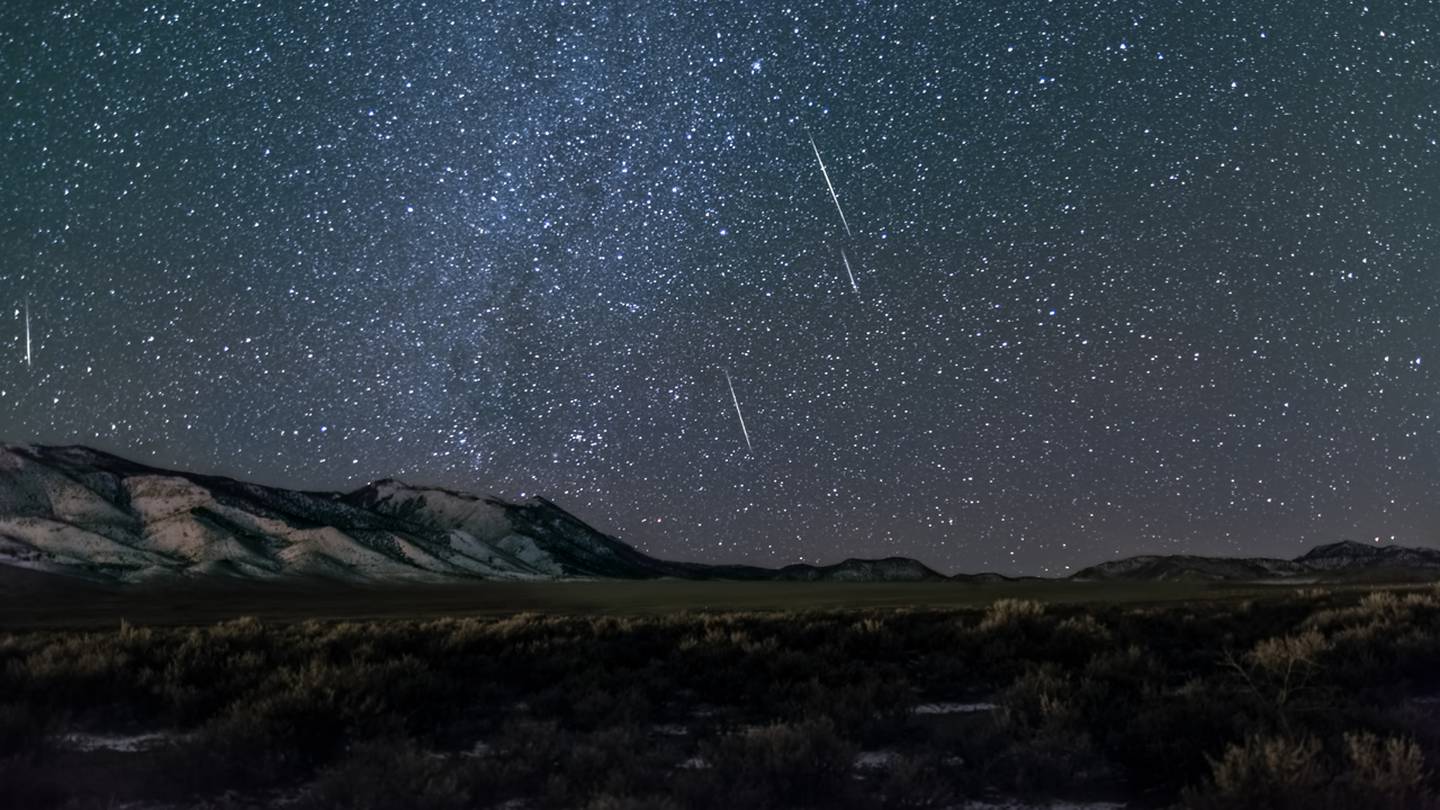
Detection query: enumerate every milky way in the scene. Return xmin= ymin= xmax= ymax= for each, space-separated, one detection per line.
xmin=2 ymin=1 xmax=1438 ymax=573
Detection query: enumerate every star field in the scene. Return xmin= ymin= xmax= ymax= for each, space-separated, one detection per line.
xmin=3 ymin=1 xmax=1438 ymax=574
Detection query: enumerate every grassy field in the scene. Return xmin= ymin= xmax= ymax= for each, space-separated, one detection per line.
xmin=0 ymin=567 xmax=1405 ymax=629
xmin=2 ymin=576 xmax=1439 ymax=809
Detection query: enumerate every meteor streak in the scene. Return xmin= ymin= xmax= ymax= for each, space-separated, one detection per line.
xmin=723 ymin=368 xmax=754 ymax=454
xmin=808 ymin=132 xmax=853 ymax=237
xmin=841 ymin=248 xmax=859 ymax=294
xmin=23 ymin=298 xmax=30 ymax=368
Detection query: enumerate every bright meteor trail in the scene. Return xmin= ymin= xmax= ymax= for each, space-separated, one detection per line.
xmin=723 ymin=368 xmax=754 ymax=454
xmin=808 ymin=132 xmax=853 ymax=237
xmin=23 ymin=299 xmax=30 ymax=368
xmin=841 ymin=249 xmax=859 ymax=294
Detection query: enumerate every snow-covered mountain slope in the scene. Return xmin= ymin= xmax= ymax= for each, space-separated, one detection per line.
xmin=0 ymin=444 xmax=662 ymax=583
xmin=343 ymin=480 xmax=682 ymax=579
xmin=0 ymin=444 xmax=935 ymax=584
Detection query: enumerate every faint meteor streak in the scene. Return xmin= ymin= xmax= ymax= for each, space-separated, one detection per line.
xmin=841 ymin=248 xmax=859 ymax=294
xmin=723 ymin=368 xmax=754 ymax=454
xmin=808 ymin=132 xmax=853 ymax=237
xmin=23 ymin=298 xmax=31 ymax=368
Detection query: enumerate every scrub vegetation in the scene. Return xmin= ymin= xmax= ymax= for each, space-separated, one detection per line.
xmin=2 ymin=585 xmax=1439 ymax=809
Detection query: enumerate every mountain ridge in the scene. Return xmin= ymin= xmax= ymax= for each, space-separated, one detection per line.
xmin=0 ymin=443 xmax=952 ymax=584
xmin=1071 ymin=540 xmax=1440 ymax=582
xmin=1 ymin=443 xmax=1437 ymax=585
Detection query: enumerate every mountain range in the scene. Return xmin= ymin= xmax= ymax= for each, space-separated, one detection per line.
xmin=1 ymin=443 xmax=1436 ymax=585
xmin=0 ymin=444 xmax=943 ymax=584
xmin=1071 ymin=540 xmax=1440 ymax=583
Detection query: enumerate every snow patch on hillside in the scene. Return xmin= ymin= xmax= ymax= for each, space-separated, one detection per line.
xmin=124 ymin=475 xmax=212 ymax=523
xmin=0 ymin=517 xmax=170 ymax=569
xmin=495 ymin=534 xmax=563 ymax=575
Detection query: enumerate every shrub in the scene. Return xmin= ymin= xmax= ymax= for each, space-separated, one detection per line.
xmin=1183 ymin=735 xmax=1327 ymax=809
xmin=978 ymin=599 xmax=1045 ymax=632
xmin=791 ymin=673 xmax=912 ymax=743
xmin=303 ymin=739 xmax=477 ymax=810
xmin=868 ymin=753 xmax=953 ymax=808
xmin=998 ymin=666 xmax=1076 ymax=734
xmin=487 ymin=718 xmax=569 ymax=796
xmin=691 ymin=718 xmax=857 ymax=808
xmin=1101 ymin=686 xmax=1244 ymax=794
xmin=993 ymin=666 xmax=1109 ymax=793
xmin=538 ymin=726 xmax=669 ymax=807
xmin=1343 ymin=732 xmax=1429 ymax=806
xmin=1224 ymin=629 xmax=1332 ymax=730
xmin=1183 ymin=732 xmax=1437 ymax=810
xmin=1249 ymin=629 xmax=1330 ymax=676
xmin=1055 ymin=613 xmax=1112 ymax=643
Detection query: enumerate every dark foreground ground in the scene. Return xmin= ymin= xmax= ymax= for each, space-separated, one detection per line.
xmin=2 ymin=576 xmax=1439 ymax=809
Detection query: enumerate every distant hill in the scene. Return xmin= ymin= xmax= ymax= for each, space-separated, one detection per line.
xmin=1071 ymin=540 xmax=1440 ymax=583
xmin=775 ymin=557 xmax=947 ymax=582
xmin=1 ymin=443 xmax=1436 ymax=586
xmin=1069 ymin=554 xmax=1305 ymax=582
xmin=1295 ymin=539 xmax=1440 ymax=571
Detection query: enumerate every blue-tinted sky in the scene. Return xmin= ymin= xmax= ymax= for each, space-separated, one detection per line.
xmin=2 ymin=0 xmax=1437 ymax=573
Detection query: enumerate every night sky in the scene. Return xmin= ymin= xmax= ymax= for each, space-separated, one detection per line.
xmin=3 ymin=1 xmax=1438 ymax=574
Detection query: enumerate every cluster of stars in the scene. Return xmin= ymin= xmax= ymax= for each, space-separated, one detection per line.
xmin=1 ymin=1 xmax=1437 ymax=574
